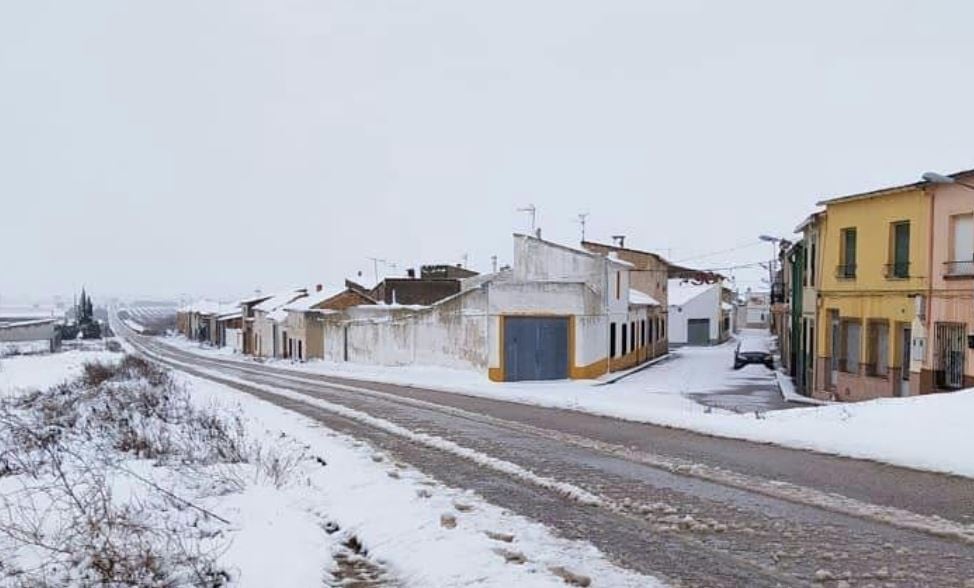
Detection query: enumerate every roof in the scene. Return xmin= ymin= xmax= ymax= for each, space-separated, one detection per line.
xmin=180 ymin=299 xmax=238 ymax=316
xmin=721 ymin=302 xmax=734 ymax=311
xmin=667 ymin=279 xmax=716 ymax=307
xmin=254 ymin=289 xmax=307 ymax=313
xmin=581 ymin=240 xmax=672 ymax=267
xmin=284 ymin=287 xmax=346 ymax=312
xmin=267 ymin=308 xmax=288 ymax=322
xmin=794 ymin=210 xmax=825 ymax=233
xmin=629 ymin=288 xmax=660 ymax=306
xmin=514 ymin=233 xmax=633 ymax=268
xmin=816 ymin=167 xmax=974 ymax=206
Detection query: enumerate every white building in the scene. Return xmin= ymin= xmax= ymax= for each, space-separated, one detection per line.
xmin=667 ymin=279 xmax=727 ymax=346
xmin=317 ymin=234 xmax=658 ymax=381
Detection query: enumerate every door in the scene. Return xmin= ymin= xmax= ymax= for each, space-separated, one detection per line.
xmin=504 ymin=317 xmax=569 ymax=381
xmin=829 ymin=314 xmax=840 ymax=389
xmin=899 ymin=326 xmax=911 ymax=397
xmin=687 ymin=319 xmax=710 ymax=345
xmin=935 ymin=323 xmax=965 ymax=390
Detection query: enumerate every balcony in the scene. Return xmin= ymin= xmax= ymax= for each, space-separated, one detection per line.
xmin=884 ymin=261 xmax=910 ymax=279
xmin=770 ymin=282 xmax=787 ymax=304
xmin=835 ymin=263 xmax=857 ymax=279
xmin=944 ymin=260 xmax=974 ymax=278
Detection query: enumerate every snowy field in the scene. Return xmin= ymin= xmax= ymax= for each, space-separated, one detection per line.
xmin=165 ymin=335 xmax=974 ymax=479
xmin=0 ymin=348 xmax=120 ymax=397
xmin=0 ymin=350 xmax=660 ymax=586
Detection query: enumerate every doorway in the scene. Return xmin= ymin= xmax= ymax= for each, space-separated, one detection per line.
xmin=899 ymin=326 xmax=911 ymax=397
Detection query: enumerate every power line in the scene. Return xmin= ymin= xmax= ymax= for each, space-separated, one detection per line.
xmin=675 ymin=240 xmax=765 ymax=263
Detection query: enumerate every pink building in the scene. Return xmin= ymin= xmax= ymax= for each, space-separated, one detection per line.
xmin=925 ymin=172 xmax=974 ymax=390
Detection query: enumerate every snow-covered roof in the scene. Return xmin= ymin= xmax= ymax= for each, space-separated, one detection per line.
xmin=667 ymin=279 xmax=716 ymax=307
xmin=217 ymin=311 xmax=242 ymax=321
xmin=267 ymin=308 xmax=288 ymax=322
xmin=721 ymin=302 xmax=734 ymax=311
xmin=254 ymin=290 xmax=307 ymax=313
xmin=628 ymin=288 xmax=660 ymax=306
xmin=180 ymin=299 xmax=239 ymax=316
xmin=284 ymin=287 xmax=346 ymax=312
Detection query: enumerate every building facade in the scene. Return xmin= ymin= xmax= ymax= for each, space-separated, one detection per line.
xmin=581 ymin=240 xmax=670 ymax=360
xmin=814 ymin=184 xmax=930 ymax=401
xmin=926 ymin=174 xmax=974 ymax=390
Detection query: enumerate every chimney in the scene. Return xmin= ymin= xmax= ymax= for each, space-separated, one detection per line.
xmin=535 ymin=227 xmax=542 ymax=239
xmin=316 ymin=284 xmax=323 ymax=292
xmin=407 ymin=268 xmax=416 ymax=279
xmin=612 ymin=235 xmax=626 ymax=248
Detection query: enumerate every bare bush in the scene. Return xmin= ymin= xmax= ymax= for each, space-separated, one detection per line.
xmin=0 ymin=354 xmax=275 ymax=585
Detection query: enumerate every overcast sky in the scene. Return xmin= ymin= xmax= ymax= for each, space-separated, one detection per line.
xmin=2 ymin=1 xmax=973 ymax=303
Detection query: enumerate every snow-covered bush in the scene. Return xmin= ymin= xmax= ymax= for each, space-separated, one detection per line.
xmin=0 ymin=355 xmax=302 ymax=586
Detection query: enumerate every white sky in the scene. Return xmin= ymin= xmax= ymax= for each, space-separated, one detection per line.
xmin=2 ymin=1 xmax=972 ymax=303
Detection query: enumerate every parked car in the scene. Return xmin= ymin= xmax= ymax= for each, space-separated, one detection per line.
xmin=733 ymin=337 xmax=774 ymax=370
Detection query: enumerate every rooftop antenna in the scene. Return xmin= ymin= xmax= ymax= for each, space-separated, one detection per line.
xmin=517 ymin=204 xmax=537 ymax=233
xmin=366 ymin=257 xmax=387 ymax=285
xmin=575 ymin=212 xmax=589 ymax=243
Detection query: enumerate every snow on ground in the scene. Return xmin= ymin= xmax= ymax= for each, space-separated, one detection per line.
xmin=180 ymin=372 xmax=659 ymax=587
xmin=0 ymin=349 xmax=659 ymax=586
xmin=0 ymin=348 xmax=120 ymax=397
xmin=164 ymin=334 xmax=974 ymax=478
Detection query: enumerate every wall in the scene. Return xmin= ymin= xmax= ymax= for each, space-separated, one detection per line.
xmin=0 ymin=320 xmax=56 ymax=343
xmin=323 ymin=287 xmax=490 ymax=371
xmin=667 ymin=285 xmax=720 ymax=344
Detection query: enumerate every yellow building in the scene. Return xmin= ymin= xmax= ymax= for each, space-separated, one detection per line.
xmin=814 ymin=182 xmax=931 ymax=401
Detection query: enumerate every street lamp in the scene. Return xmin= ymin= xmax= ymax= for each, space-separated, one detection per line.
xmin=922 ymin=171 xmax=974 ymax=191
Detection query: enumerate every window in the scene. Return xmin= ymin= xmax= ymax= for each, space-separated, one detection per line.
xmin=839 ymin=228 xmax=857 ymax=278
xmin=630 ymin=321 xmax=636 ymax=351
xmin=609 ymin=323 xmax=617 ymax=358
xmin=621 ymin=323 xmax=628 ymax=356
xmin=641 ymin=320 xmax=646 ymax=346
xmin=840 ymin=320 xmax=861 ymax=374
xmin=866 ymin=321 xmax=889 ymax=377
xmin=888 ymin=222 xmax=910 ymax=278
xmin=298 ymin=340 xmax=303 ymax=361
xmin=948 ymin=213 xmax=974 ymax=276
xmin=615 ymin=272 xmax=621 ymax=299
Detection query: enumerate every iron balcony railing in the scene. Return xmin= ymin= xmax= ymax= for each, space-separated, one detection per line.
xmin=944 ymin=260 xmax=974 ymax=277
xmin=835 ymin=263 xmax=857 ymax=279
xmin=770 ymin=282 xmax=787 ymax=304
xmin=884 ymin=261 xmax=910 ymax=279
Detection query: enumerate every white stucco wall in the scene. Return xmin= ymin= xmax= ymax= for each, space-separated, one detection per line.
xmin=668 ymin=285 xmax=721 ymax=345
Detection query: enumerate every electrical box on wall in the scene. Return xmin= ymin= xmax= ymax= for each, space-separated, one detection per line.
xmin=968 ymin=334 xmax=974 ymax=350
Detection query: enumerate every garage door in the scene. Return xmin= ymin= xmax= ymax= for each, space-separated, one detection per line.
xmin=504 ymin=317 xmax=569 ymax=381
xmin=687 ymin=319 xmax=710 ymax=345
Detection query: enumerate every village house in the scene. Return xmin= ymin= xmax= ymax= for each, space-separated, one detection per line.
xmin=813 ymin=180 xmax=930 ymax=401
xmin=280 ymin=284 xmax=376 ymax=361
xmin=581 ymin=240 xmax=669 ymax=360
xmin=175 ymin=300 xmax=239 ymax=346
xmin=924 ymin=170 xmax=974 ymax=390
xmin=249 ymin=289 xmax=308 ymax=358
xmin=667 ymin=279 xmax=729 ymax=346
xmin=314 ymin=234 xmax=657 ymax=381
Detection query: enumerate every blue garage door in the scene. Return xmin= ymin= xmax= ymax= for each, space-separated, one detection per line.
xmin=504 ymin=317 xmax=569 ymax=381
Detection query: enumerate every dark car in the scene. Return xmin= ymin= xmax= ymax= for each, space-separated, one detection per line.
xmin=733 ymin=338 xmax=774 ymax=370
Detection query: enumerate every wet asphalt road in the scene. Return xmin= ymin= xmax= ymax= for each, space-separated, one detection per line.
xmin=127 ymin=334 xmax=974 ymax=587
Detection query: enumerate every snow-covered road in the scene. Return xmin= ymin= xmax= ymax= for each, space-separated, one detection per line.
xmin=126 ymin=331 xmax=974 ymax=587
